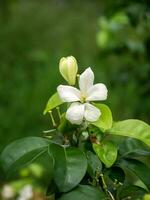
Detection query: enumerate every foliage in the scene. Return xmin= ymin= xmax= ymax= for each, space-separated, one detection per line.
xmin=0 ymin=0 xmax=150 ymax=152
xmin=96 ymin=1 xmax=150 ymax=122
xmin=0 ymin=58 xmax=150 ymax=200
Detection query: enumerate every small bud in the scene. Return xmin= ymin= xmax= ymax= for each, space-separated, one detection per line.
xmin=82 ymin=131 xmax=89 ymax=139
xmin=59 ymin=56 xmax=78 ymax=85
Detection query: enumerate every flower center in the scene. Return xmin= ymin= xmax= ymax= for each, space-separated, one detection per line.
xmin=80 ymin=95 xmax=86 ymax=103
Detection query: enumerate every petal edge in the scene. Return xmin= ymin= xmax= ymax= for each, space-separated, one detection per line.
xmin=84 ymin=103 xmax=101 ymax=122
xmin=66 ymin=102 xmax=85 ymax=125
xmin=57 ymin=85 xmax=81 ymax=102
xmin=86 ymin=83 xmax=108 ymax=101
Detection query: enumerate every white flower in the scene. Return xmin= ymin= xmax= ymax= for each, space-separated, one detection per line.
xmin=1 ymin=185 xmax=14 ymax=199
xmin=17 ymin=185 xmax=33 ymax=200
xmin=57 ymin=67 xmax=108 ymax=125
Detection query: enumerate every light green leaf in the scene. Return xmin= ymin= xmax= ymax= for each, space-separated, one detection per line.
xmin=92 ymin=103 xmax=113 ymax=131
xmin=49 ymin=143 xmax=87 ymax=192
xmin=0 ymin=137 xmax=52 ymax=176
xmin=109 ymin=119 xmax=150 ymax=147
xmin=93 ymin=141 xmax=118 ymax=168
xmin=43 ymin=92 xmax=63 ymax=114
xmin=58 ymin=185 xmax=107 ymax=200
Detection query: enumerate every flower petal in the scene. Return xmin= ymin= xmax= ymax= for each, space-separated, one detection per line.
xmin=79 ymin=67 xmax=94 ymax=96
xmin=84 ymin=103 xmax=101 ymax=122
xmin=57 ymin=85 xmax=81 ymax=102
xmin=86 ymin=83 xmax=108 ymax=101
xmin=66 ymin=102 xmax=85 ymax=125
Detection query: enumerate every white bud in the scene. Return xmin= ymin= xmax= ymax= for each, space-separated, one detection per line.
xmin=59 ymin=56 xmax=78 ymax=85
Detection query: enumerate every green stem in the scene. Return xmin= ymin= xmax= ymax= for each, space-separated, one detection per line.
xmin=49 ymin=111 xmax=56 ymax=127
xmin=107 ymin=190 xmax=115 ymax=200
xmin=100 ymin=174 xmax=115 ymax=200
xmin=77 ymin=74 xmax=80 ymax=82
xmin=56 ymin=106 xmax=61 ymax=120
xmin=100 ymin=174 xmax=107 ymax=191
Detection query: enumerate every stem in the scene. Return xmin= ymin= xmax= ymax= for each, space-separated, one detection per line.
xmin=77 ymin=74 xmax=80 ymax=82
xmin=56 ymin=107 xmax=61 ymax=120
xmin=100 ymin=174 xmax=107 ymax=191
xmin=43 ymin=129 xmax=56 ymax=134
xmin=49 ymin=111 xmax=56 ymax=127
xmin=100 ymin=174 xmax=115 ymax=200
xmin=107 ymin=190 xmax=115 ymax=200
xmin=122 ymin=197 xmax=131 ymax=200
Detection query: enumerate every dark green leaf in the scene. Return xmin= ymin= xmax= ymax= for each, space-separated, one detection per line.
xmin=86 ymin=151 xmax=102 ymax=177
xmin=119 ymin=138 xmax=150 ymax=158
xmin=50 ymin=143 xmax=87 ymax=192
xmin=109 ymin=119 xmax=150 ymax=147
xmin=118 ymin=158 xmax=150 ymax=190
xmin=107 ymin=166 xmax=125 ymax=183
xmin=0 ymin=137 xmax=51 ymax=175
xmin=58 ymin=185 xmax=108 ymax=200
xmin=117 ymin=185 xmax=147 ymax=200
xmin=43 ymin=92 xmax=63 ymax=114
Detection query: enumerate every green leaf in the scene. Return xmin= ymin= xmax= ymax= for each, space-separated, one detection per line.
xmin=0 ymin=137 xmax=52 ymax=175
xmin=109 ymin=119 xmax=150 ymax=147
xmin=107 ymin=166 xmax=125 ymax=183
xmin=58 ymin=185 xmax=107 ymax=200
xmin=118 ymin=158 xmax=150 ymax=190
xmin=43 ymin=92 xmax=63 ymax=114
xmin=119 ymin=138 xmax=150 ymax=158
xmin=117 ymin=185 xmax=147 ymax=200
xmin=49 ymin=143 xmax=87 ymax=192
xmin=86 ymin=151 xmax=102 ymax=177
xmin=93 ymin=141 xmax=117 ymax=168
xmin=92 ymin=103 xmax=113 ymax=131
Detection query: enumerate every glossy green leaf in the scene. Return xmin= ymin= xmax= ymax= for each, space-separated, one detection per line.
xmin=119 ymin=138 xmax=150 ymax=158
xmin=118 ymin=158 xmax=150 ymax=190
xmin=93 ymin=141 xmax=117 ymax=168
xmin=86 ymin=151 xmax=102 ymax=177
xmin=49 ymin=143 xmax=87 ymax=192
xmin=0 ymin=137 xmax=51 ymax=175
xmin=58 ymin=185 xmax=107 ymax=200
xmin=92 ymin=103 xmax=113 ymax=131
xmin=109 ymin=119 xmax=150 ymax=147
xmin=43 ymin=92 xmax=63 ymax=114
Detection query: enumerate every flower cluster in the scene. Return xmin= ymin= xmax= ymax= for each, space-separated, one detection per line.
xmin=57 ymin=56 xmax=108 ymax=125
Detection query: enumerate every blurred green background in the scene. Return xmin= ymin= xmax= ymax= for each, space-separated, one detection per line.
xmin=0 ymin=0 xmax=150 ymax=152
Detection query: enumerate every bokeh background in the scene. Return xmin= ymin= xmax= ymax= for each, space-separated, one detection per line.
xmin=0 ymin=0 xmax=150 ymax=152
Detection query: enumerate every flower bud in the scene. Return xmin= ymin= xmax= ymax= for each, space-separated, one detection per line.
xmin=59 ymin=56 xmax=78 ymax=85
